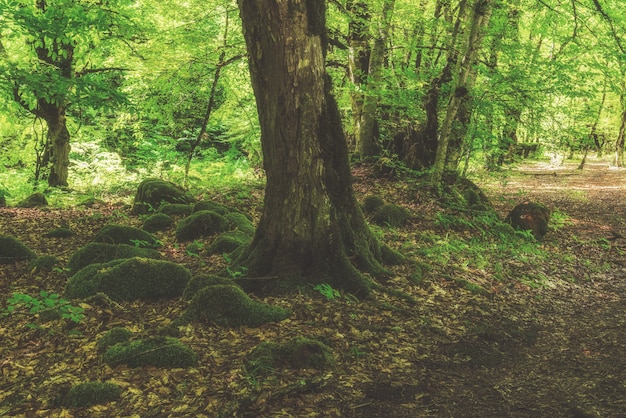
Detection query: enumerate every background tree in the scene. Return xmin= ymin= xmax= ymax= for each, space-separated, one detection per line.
xmin=0 ymin=0 xmax=138 ymax=187
xmin=236 ymin=0 xmax=396 ymax=295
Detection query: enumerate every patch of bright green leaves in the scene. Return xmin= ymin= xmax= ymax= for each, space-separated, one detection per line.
xmin=2 ymin=291 xmax=85 ymax=324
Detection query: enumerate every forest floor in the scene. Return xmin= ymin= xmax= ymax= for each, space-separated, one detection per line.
xmin=0 ymin=158 xmax=625 ymax=417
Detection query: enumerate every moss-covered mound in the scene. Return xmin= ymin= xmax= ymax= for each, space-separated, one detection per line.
xmin=131 ymin=178 xmax=195 ymax=215
xmin=0 ymin=194 xmax=6 ymax=207
xmin=97 ymin=327 xmax=133 ymax=353
xmin=175 ymin=210 xmax=229 ymax=242
xmin=183 ymin=274 xmax=240 ymax=301
xmin=78 ymin=197 xmax=105 ymax=207
xmin=63 ymin=381 xmax=122 ymax=407
xmin=65 ymin=257 xmax=191 ymax=301
xmin=363 ymin=195 xmax=385 ymax=214
xmin=158 ymin=203 xmax=193 ymax=216
xmin=245 ymin=336 xmax=334 ymax=376
xmin=28 ymin=255 xmax=58 ymax=272
xmin=67 ymin=242 xmax=160 ymax=275
xmin=207 ymin=230 xmax=251 ymax=256
xmin=224 ymin=212 xmax=256 ymax=236
xmin=180 ymin=285 xmax=290 ymax=327
xmin=45 ymin=227 xmax=75 ymax=238
xmin=93 ymin=224 xmax=161 ymax=248
xmin=103 ymin=336 xmax=197 ymax=368
xmin=372 ymin=204 xmax=410 ymax=227
xmin=193 ymin=200 xmax=230 ymax=215
xmin=17 ymin=192 xmax=48 ymax=208
xmin=0 ymin=235 xmax=36 ymax=264
xmin=505 ymin=202 xmax=551 ymax=239
xmin=142 ymin=213 xmax=173 ymax=233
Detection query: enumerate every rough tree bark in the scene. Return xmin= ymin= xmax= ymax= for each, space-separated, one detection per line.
xmin=236 ymin=0 xmax=396 ymax=296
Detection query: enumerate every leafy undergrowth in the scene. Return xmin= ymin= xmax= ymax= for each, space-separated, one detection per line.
xmin=1 ymin=161 xmax=625 ymax=417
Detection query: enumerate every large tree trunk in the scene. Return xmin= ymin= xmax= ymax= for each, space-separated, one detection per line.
xmin=39 ymin=100 xmax=71 ymax=187
xmin=237 ymin=0 xmax=392 ymax=296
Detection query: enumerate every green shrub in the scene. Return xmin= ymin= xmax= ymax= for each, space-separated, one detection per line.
xmin=142 ymin=213 xmax=173 ymax=232
xmin=93 ymin=224 xmax=161 ymax=248
xmin=182 ymin=274 xmax=240 ymax=301
xmin=245 ymin=336 xmax=334 ymax=376
xmin=175 ymin=210 xmax=229 ymax=241
xmin=65 ymin=257 xmax=191 ymax=301
xmin=67 ymin=242 xmax=160 ymax=275
xmin=64 ymin=381 xmax=122 ymax=407
xmin=179 ymin=285 xmax=290 ymax=327
xmin=0 ymin=235 xmax=36 ymax=264
xmin=97 ymin=327 xmax=134 ymax=352
xmin=103 ymin=337 xmax=197 ymax=368
xmin=372 ymin=204 xmax=410 ymax=227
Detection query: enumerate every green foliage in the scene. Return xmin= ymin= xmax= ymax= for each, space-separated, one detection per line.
xmin=3 ymin=290 xmax=85 ymax=324
xmin=313 ymin=283 xmax=341 ymax=301
xmin=103 ymin=336 xmax=197 ymax=368
xmin=65 ymin=257 xmax=191 ymax=301
xmin=63 ymin=381 xmax=122 ymax=408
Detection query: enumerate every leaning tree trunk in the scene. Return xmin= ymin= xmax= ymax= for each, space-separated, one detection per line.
xmin=237 ymin=0 xmax=392 ymax=296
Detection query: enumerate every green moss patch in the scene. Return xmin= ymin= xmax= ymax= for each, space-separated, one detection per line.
xmin=180 ymin=285 xmax=290 ymax=327
xmin=63 ymin=381 xmax=122 ymax=407
xmin=175 ymin=210 xmax=229 ymax=242
xmin=224 ymin=212 xmax=255 ymax=236
xmin=45 ymin=227 xmax=75 ymax=238
xmin=363 ymin=195 xmax=385 ymax=214
xmin=158 ymin=203 xmax=193 ymax=216
xmin=245 ymin=336 xmax=334 ymax=376
xmin=183 ymin=274 xmax=240 ymax=301
xmin=17 ymin=192 xmax=48 ymax=208
xmin=193 ymin=200 xmax=230 ymax=215
xmin=97 ymin=327 xmax=133 ymax=352
xmin=0 ymin=235 xmax=37 ymax=264
xmin=28 ymin=255 xmax=58 ymax=272
xmin=65 ymin=257 xmax=191 ymax=301
xmin=207 ymin=230 xmax=251 ymax=255
xmin=142 ymin=213 xmax=173 ymax=232
xmin=93 ymin=224 xmax=161 ymax=248
xmin=103 ymin=336 xmax=197 ymax=368
xmin=67 ymin=242 xmax=160 ymax=275
xmin=131 ymin=178 xmax=195 ymax=215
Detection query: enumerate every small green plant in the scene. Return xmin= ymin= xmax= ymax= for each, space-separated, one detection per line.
xmin=130 ymin=238 xmax=162 ymax=248
xmin=223 ymin=253 xmax=248 ymax=278
xmin=550 ymin=209 xmax=573 ymax=230
xmin=3 ymin=291 xmax=85 ymax=324
xmin=313 ymin=283 xmax=340 ymax=301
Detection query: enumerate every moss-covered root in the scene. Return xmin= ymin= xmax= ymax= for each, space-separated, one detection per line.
xmin=103 ymin=337 xmax=197 ymax=368
xmin=63 ymin=381 xmax=122 ymax=407
xmin=245 ymin=336 xmax=334 ymax=376
xmin=179 ymin=285 xmax=290 ymax=327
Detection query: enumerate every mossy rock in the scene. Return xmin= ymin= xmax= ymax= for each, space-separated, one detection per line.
xmin=103 ymin=336 xmax=197 ymax=368
xmin=207 ymin=230 xmax=251 ymax=255
xmin=372 ymin=204 xmax=410 ymax=227
xmin=505 ymin=202 xmax=551 ymax=239
xmin=245 ymin=336 xmax=334 ymax=376
xmin=28 ymin=255 xmax=58 ymax=272
xmin=0 ymin=195 xmax=6 ymax=207
xmin=17 ymin=192 xmax=48 ymax=208
xmin=45 ymin=227 xmax=75 ymax=238
xmin=65 ymin=257 xmax=191 ymax=301
xmin=175 ymin=210 xmax=229 ymax=242
xmin=193 ymin=200 xmax=230 ymax=215
xmin=0 ymin=235 xmax=36 ymax=264
xmin=93 ymin=224 xmax=161 ymax=248
xmin=224 ymin=212 xmax=255 ymax=236
xmin=183 ymin=274 xmax=240 ymax=301
xmin=363 ymin=195 xmax=385 ymax=214
xmin=97 ymin=327 xmax=134 ymax=352
xmin=158 ymin=203 xmax=193 ymax=216
xmin=179 ymin=285 xmax=290 ymax=327
xmin=63 ymin=381 xmax=122 ymax=407
xmin=131 ymin=178 xmax=195 ymax=215
xmin=67 ymin=242 xmax=160 ymax=275
xmin=78 ymin=197 xmax=105 ymax=207
xmin=142 ymin=213 xmax=173 ymax=233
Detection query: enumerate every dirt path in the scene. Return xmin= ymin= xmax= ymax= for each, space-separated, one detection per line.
xmin=449 ymin=161 xmax=626 ymax=417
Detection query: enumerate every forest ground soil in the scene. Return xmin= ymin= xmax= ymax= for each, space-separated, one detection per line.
xmin=0 ymin=158 xmax=624 ymax=417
